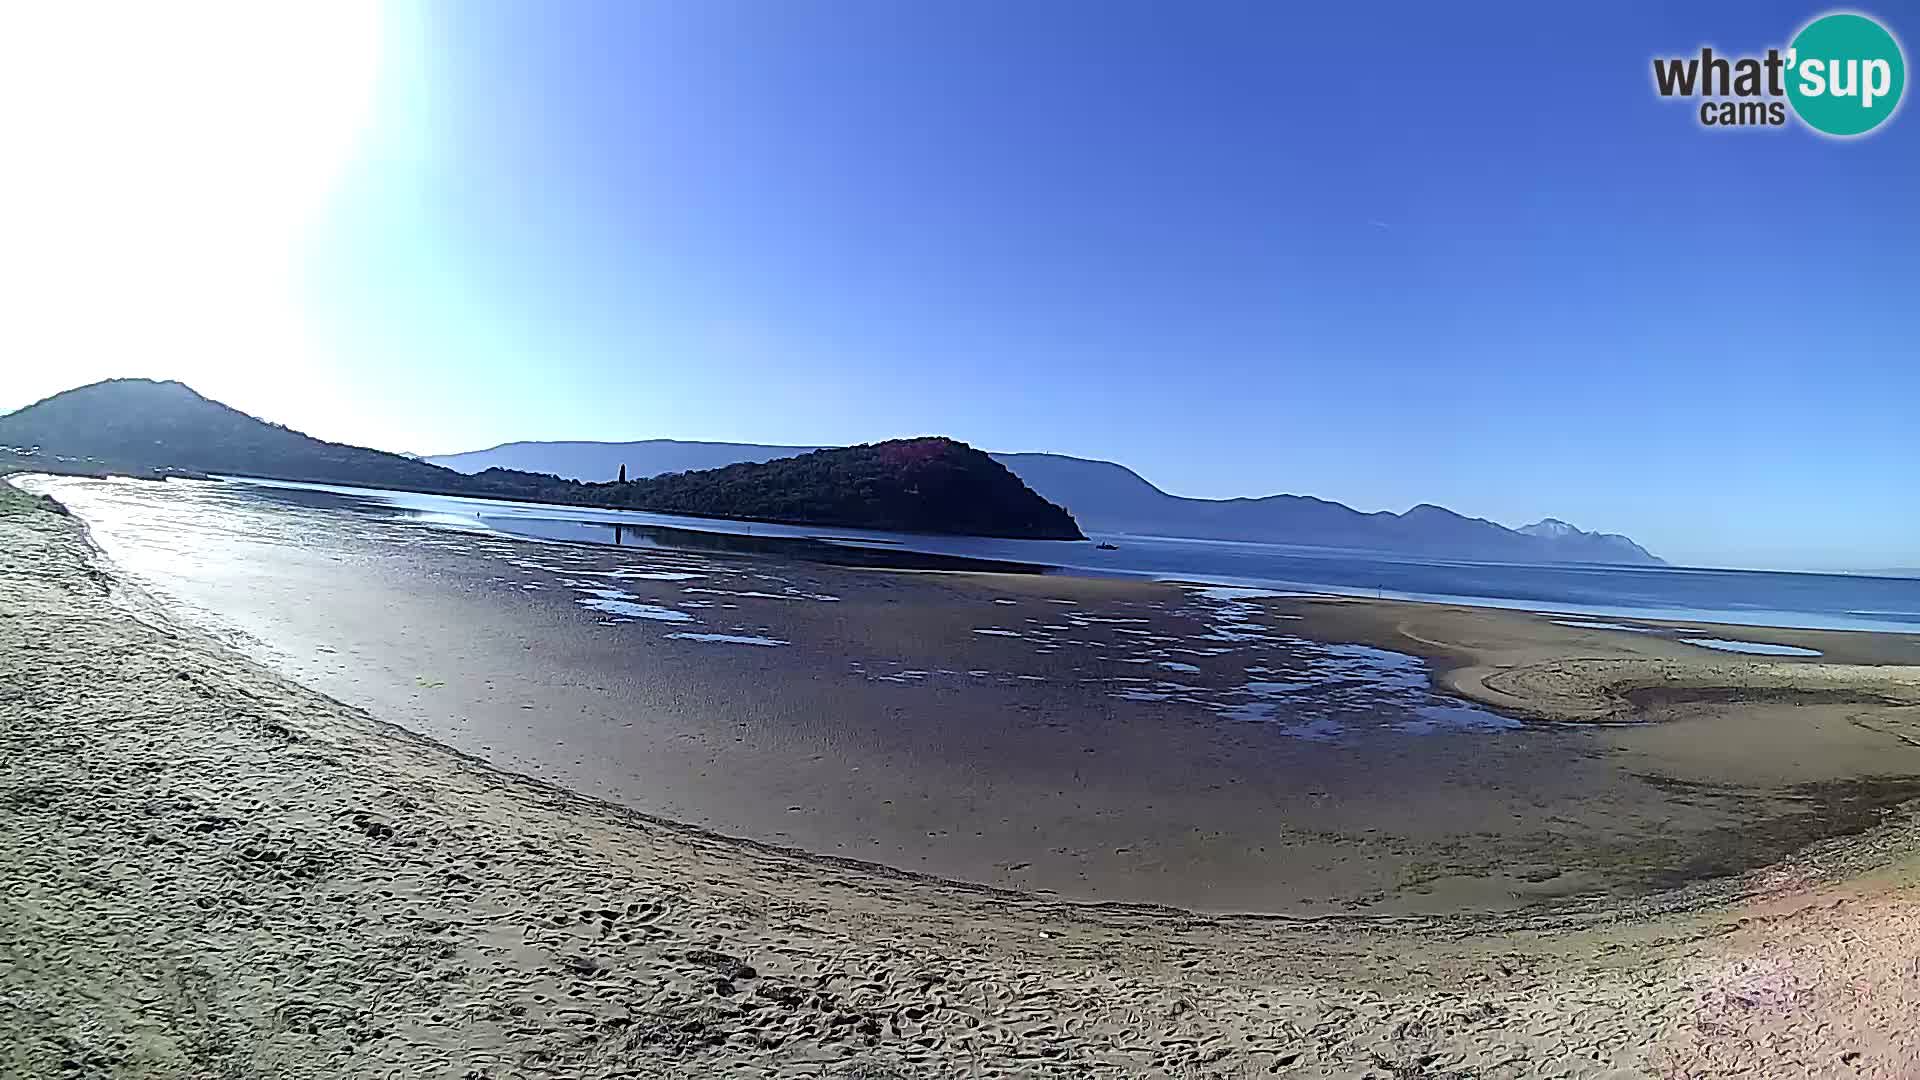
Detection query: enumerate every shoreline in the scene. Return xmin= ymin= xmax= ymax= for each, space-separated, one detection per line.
xmin=27 ymin=469 xmax=1920 ymax=635
xmin=956 ymin=566 xmax=1920 ymax=724
xmin=8 ymin=482 xmax=1920 ymax=1074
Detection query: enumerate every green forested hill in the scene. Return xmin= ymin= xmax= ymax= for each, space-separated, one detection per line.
xmin=571 ymin=439 xmax=1082 ymax=539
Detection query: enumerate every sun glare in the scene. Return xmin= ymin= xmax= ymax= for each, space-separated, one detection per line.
xmin=0 ymin=2 xmax=381 ymax=405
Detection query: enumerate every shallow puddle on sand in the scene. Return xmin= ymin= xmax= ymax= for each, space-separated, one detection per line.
xmin=1553 ymin=619 xmax=1654 ymax=632
xmin=1681 ymin=637 xmax=1822 ymax=657
xmin=667 ymin=632 xmax=790 ymax=647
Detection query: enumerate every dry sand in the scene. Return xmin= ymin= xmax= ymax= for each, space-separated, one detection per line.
xmin=5 ymin=484 xmax=1920 ymax=1077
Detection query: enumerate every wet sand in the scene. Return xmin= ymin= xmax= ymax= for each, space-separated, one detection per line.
xmin=19 ymin=473 xmax=1920 ymax=917
xmin=9 ymin=480 xmax=1920 ymax=1077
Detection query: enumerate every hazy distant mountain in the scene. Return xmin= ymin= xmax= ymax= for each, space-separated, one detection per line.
xmin=430 ymin=439 xmax=1663 ymax=564
xmin=1517 ymin=517 xmax=1658 ymax=564
xmin=432 ymin=439 xmax=824 ymax=479
xmin=997 ymin=453 xmax=1663 ymax=564
xmin=2 ymin=380 xmax=1081 ymax=540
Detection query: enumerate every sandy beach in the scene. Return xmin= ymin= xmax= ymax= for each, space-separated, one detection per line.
xmin=7 ymin=479 xmax=1920 ymax=1077
xmin=22 ymin=473 xmax=1920 ymax=917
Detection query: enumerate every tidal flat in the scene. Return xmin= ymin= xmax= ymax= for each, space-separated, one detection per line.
xmin=23 ymin=472 xmax=1920 ymax=915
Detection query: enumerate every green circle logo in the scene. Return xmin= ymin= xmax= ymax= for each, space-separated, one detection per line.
xmin=1786 ymin=12 xmax=1906 ymax=136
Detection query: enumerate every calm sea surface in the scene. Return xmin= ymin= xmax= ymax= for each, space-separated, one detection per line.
xmin=179 ymin=476 xmax=1920 ymax=634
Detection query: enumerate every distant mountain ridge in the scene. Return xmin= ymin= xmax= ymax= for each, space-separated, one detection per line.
xmin=2 ymin=380 xmax=1656 ymax=561
xmin=432 ymin=439 xmax=825 ymax=479
xmin=0 ymin=381 xmax=1081 ymax=541
xmin=429 ymin=440 xmax=1663 ymax=565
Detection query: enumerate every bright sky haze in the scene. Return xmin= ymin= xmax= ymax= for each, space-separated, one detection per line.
xmin=2 ymin=1 xmax=1914 ymax=570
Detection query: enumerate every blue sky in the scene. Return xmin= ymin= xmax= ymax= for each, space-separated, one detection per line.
xmin=7 ymin=2 xmax=1916 ymax=569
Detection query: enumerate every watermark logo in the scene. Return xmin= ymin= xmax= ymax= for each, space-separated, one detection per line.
xmin=1653 ymin=11 xmax=1906 ymax=136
